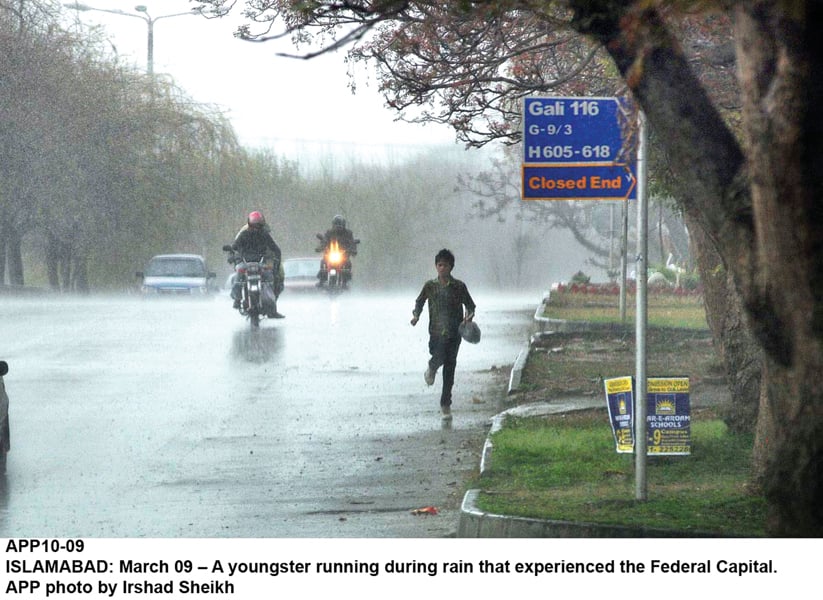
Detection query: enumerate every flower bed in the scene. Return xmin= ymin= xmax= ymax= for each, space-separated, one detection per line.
xmin=554 ymin=281 xmax=703 ymax=297
xmin=544 ymin=281 xmax=707 ymax=328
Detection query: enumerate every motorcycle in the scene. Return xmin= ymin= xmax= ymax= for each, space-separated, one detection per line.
xmin=316 ymin=234 xmax=360 ymax=293
xmin=222 ymin=246 xmax=280 ymax=328
xmin=1 ymin=360 xmax=10 ymax=474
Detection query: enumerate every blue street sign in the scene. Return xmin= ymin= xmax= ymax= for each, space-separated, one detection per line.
xmin=522 ymin=163 xmax=636 ymax=200
xmin=522 ymin=96 xmax=637 ymax=200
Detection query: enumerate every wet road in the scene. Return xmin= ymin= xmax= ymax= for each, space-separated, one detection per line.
xmin=0 ymin=290 xmax=535 ymax=537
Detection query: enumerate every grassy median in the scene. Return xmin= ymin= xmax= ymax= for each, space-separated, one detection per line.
xmin=472 ymin=288 xmax=768 ymax=537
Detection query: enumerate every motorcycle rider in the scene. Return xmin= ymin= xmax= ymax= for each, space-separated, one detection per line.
xmin=230 ymin=211 xmax=285 ymax=318
xmin=316 ymin=215 xmax=358 ymax=287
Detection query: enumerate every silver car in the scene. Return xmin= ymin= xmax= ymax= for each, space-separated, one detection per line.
xmin=0 ymin=360 xmax=9 ymax=474
xmin=283 ymin=257 xmax=322 ymax=292
xmin=137 ymin=254 xmax=217 ymax=296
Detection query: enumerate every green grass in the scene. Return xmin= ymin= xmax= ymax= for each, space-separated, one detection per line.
xmin=475 ymin=289 xmax=767 ymax=536
xmin=475 ymin=407 xmax=766 ymax=536
xmin=543 ymin=291 xmax=708 ymax=329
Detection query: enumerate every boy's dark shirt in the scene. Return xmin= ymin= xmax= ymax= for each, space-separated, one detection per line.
xmin=413 ymin=276 xmax=476 ymax=338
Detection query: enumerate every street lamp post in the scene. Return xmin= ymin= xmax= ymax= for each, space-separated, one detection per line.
xmin=64 ymin=2 xmax=200 ymax=75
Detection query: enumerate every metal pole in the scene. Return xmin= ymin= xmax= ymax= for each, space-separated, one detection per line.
xmin=145 ymin=19 xmax=154 ymax=75
xmin=145 ymin=10 xmax=202 ymax=75
xmin=65 ymin=4 xmax=196 ymax=76
xmin=609 ymin=204 xmax=615 ymax=276
xmin=619 ymin=198 xmax=628 ymax=322
xmin=635 ymin=110 xmax=649 ymax=501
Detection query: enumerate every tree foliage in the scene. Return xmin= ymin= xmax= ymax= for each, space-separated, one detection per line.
xmin=1 ymin=3 xmax=549 ymax=294
xmin=0 ymin=3 xmax=272 ymax=289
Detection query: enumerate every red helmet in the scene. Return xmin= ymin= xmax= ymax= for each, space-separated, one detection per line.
xmin=248 ymin=211 xmax=265 ymax=227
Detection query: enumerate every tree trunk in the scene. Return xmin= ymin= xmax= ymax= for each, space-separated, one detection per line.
xmin=570 ymin=0 xmax=823 ymax=535
xmin=59 ymin=248 xmax=71 ymax=293
xmin=6 ymin=229 xmax=24 ymax=286
xmin=684 ymin=211 xmax=761 ymax=434
xmin=733 ymin=1 xmax=823 ymax=536
xmin=46 ymin=235 xmax=60 ymax=290
xmin=72 ymin=255 xmax=89 ymax=293
xmin=0 ymin=219 xmax=6 ymax=285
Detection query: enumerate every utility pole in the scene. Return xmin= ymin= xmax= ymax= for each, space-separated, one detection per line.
xmin=635 ymin=110 xmax=649 ymax=501
xmin=64 ymin=2 xmax=200 ymax=75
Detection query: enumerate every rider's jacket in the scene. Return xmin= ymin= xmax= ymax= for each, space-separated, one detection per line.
xmin=232 ymin=226 xmax=282 ymax=262
xmin=320 ymin=226 xmax=358 ymax=256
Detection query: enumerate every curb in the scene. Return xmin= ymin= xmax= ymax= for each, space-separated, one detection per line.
xmin=506 ymin=344 xmax=529 ymax=394
xmin=505 ymin=290 xmax=558 ymax=395
xmin=457 ymin=490 xmax=722 ymax=538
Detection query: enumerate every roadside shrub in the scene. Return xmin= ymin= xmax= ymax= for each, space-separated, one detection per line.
xmin=570 ymin=270 xmax=591 ymax=284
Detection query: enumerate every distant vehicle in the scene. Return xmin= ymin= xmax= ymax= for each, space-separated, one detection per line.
xmin=136 ymin=254 xmax=216 ymax=296
xmin=1 ymin=360 xmax=9 ymax=474
xmin=283 ymin=257 xmax=322 ymax=292
xmin=315 ymin=233 xmax=359 ymax=293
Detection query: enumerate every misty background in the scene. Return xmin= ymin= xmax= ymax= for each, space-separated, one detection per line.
xmin=13 ymin=141 xmax=606 ymax=294
xmin=0 ymin=3 xmax=638 ymax=296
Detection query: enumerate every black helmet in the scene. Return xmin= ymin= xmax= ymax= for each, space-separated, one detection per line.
xmin=332 ymin=215 xmax=346 ymax=228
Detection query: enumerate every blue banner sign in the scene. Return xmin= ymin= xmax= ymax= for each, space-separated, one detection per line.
xmin=522 ymin=96 xmax=637 ymax=200
xmin=605 ymin=376 xmax=635 ymax=453
xmin=646 ymin=377 xmax=691 ymax=455
xmin=523 ymin=163 xmax=636 ymax=201
xmin=604 ymin=376 xmax=692 ymax=455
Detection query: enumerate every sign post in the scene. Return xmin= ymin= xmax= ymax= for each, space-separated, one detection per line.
xmin=523 ymin=96 xmax=649 ymax=500
xmin=635 ymin=110 xmax=648 ymax=501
